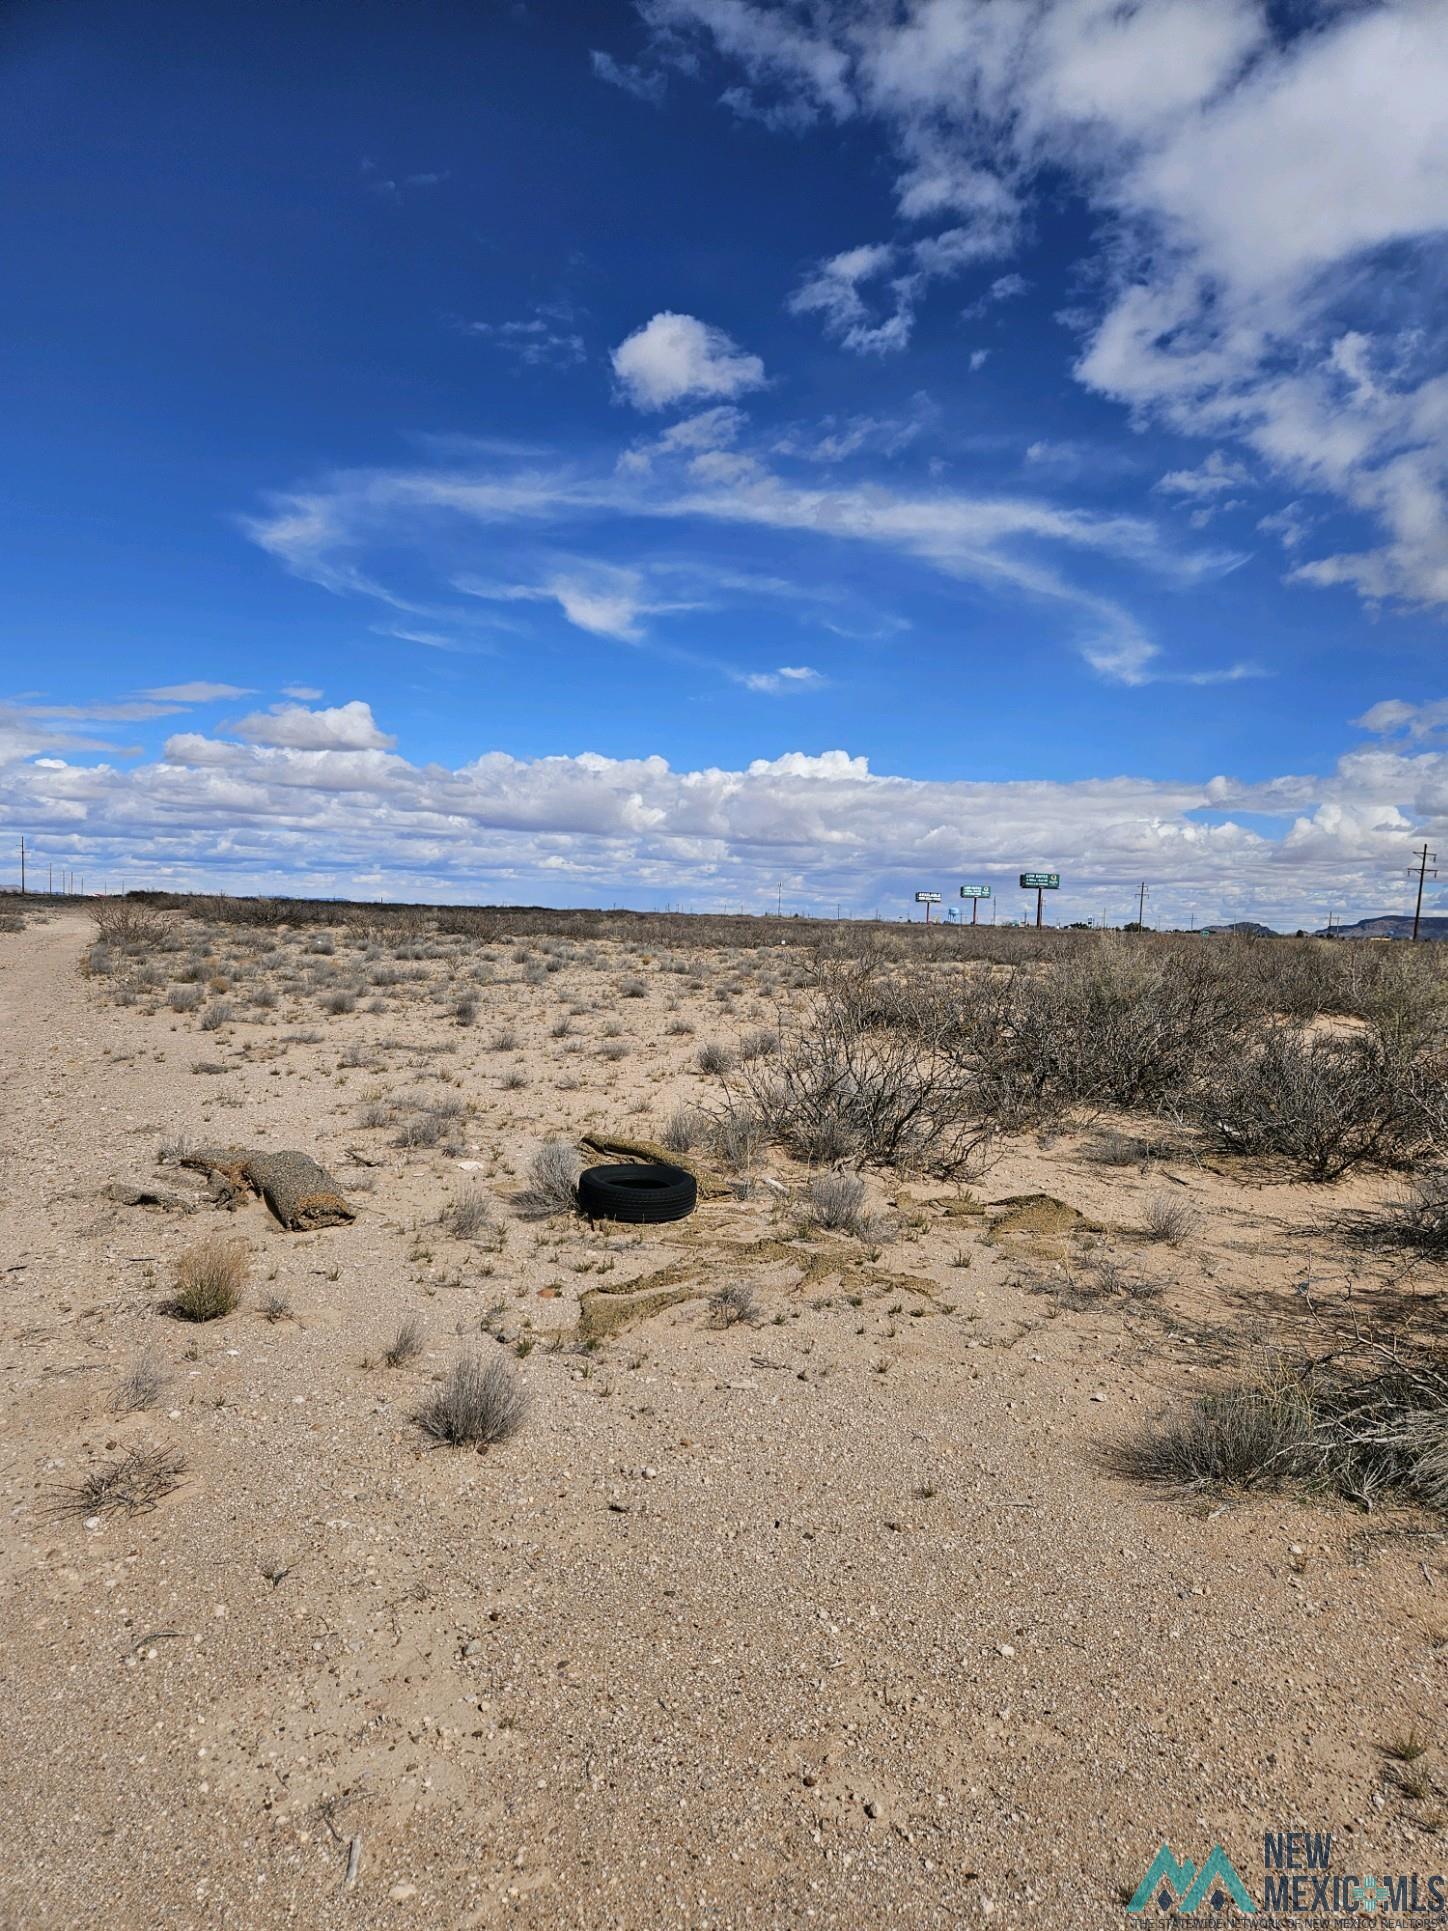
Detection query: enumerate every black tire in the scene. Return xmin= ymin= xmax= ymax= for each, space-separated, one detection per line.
xmin=577 ymin=1162 xmax=697 ymax=1225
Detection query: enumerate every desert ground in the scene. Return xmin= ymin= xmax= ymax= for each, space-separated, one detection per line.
xmin=2 ymin=900 xmax=1446 ymax=1929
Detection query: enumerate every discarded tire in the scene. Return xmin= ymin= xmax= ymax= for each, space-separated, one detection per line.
xmin=578 ymin=1162 xmax=697 ymax=1225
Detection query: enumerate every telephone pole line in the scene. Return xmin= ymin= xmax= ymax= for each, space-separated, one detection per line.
xmin=1137 ymin=880 xmax=1149 ymax=930
xmin=1411 ymin=842 xmax=1438 ymax=942
xmin=18 ymin=836 xmax=25 ymax=896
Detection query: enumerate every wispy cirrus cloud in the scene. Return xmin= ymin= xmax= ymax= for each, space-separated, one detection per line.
xmin=239 ymin=404 xmax=1247 ymax=685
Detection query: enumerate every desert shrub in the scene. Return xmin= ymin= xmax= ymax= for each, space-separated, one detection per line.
xmin=198 ymin=1001 xmax=234 ymax=1031
xmin=710 ymin=1101 xmax=768 ymax=1170
xmin=957 ymin=945 xmax=1256 ymax=1127
xmin=1192 ymin=1024 xmax=1423 ymax=1179
xmin=697 ymin=1040 xmax=736 ymax=1076
xmin=453 ymin=993 xmax=479 ymax=1026
xmin=168 ymin=986 xmax=202 ymax=1013
xmin=169 ymin=1237 xmax=247 ymax=1320
xmin=321 ymin=990 xmax=356 ymax=1015
xmin=417 ymin=1353 xmax=529 ymax=1447
xmin=490 ymin=1028 xmax=519 ymax=1053
xmin=93 ymin=901 xmax=170 ymax=946
xmin=517 ymin=1140 xmax=581 ymax=1216
xmin=708 ymin=1281 xmax=756 ymax=1327
xmin=620 ymin=977 xmax=648 ymax=999
xmin=1142 ymin=1193 xmax=1201 ymax=1245
xmin=805 ymin=1171 xmax=871 ymax=1237
xmin=1109 ymin=1373 xmax=1316 ymax=1492
xmin=442 ymin=1185 xmax=492 ymax=1238
xmin=384 ymin=1315 xmax=425 ymax=1367
xmin=738 ymin=1026 xmax=779 ymax=1061
xmin=1113 ymin=1355 xmax=1448 ymax=1512
xmin=726 ymin=958 xmax=994 ymax=1174
xmin=1366 ymin=1169 xmax=1448 ymax=1258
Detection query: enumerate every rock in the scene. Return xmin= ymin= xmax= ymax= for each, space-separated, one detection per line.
xmin=389 ymin=1882 xmax=418 ymax=1902
xmin=105 ymin=1181 xmax=190 ymax=1210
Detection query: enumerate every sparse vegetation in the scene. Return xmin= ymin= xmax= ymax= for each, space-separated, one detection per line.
xmin=804 ymin=1170 xmax=872 ymax=1237
xmin=708 ymin=1281 xmax=757 ymax=1327
xmin=516 ymin=1140 xmax=582 ymax=1217
xmin=111 ymin=1349 xmax=167 ymax=1413
xmin=384 ymin=1315 xmax=425 ymax=1368
xmin=416 ymin=1352 xmax=530 ymax=1446
xmin=1142 ymin=1193 xmax=1201 ymax=1245
xmin=51 ymin=1445 xmax=187 ymax=1520
xmin=441 ymin=1184 xmax=492 ymax=1239
xmin=168 ymin=1236 xmax=247 ymax=1321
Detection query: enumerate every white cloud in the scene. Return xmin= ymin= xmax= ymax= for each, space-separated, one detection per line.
xmin=457 ymin=562 xmax=664 ymax=643
xmin=788 ymin=242 xmax=918 ymax=354
xmin=4 ymin=697 xmax=1446 ymax=927
xmin=282 ymin=684 xmax=324 ymax=700
xmin=1156 ymin=451 xmax=1252 ymax=499
xmin=242 ymin=433 xmax=1243 ymax=684
xmin=230 ymin=701 xmax=395 ymax=751
xmin=629 ymin=0 xmax=1448 ymax=609
xmin=463 ymin=304 xmax=587 ymax=370
xmin=738 ymin=665 xmax=825 ymax=694
xmin=590 ymin=48 xmax=667 ymax=103
xmin=1355 ymin=698 xmax=1448 ymax=742
xmin=611 ymin=312 xmax=767 ymax=410
xmin=143 ymin=682 xmax=255 ymax=703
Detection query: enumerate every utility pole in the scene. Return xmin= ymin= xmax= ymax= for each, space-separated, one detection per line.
xmin=19 ymin=836 xmax=25 ymax=896
xmin=1411 ymin=843 xmax=1438 ymax=942
xmin=1137 ymin=880 xmax=1149 ymax=930
xmin=776 ymin=880 xmax=783 ymax=919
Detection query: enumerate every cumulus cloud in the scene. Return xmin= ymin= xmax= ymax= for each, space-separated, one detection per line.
xmin=623 ymin=0 xmax=1448 ymax=609
xmin=611 ymin=312 xmax=767 ymax=411
xmin=230 ymin=701 xmax=396 ymax=751
xmin=3 ymin=697 xmax=1446 ymax=928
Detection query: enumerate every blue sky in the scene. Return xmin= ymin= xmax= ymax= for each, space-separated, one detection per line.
xmin=3 ymin=0 xmax=1447 ymax=926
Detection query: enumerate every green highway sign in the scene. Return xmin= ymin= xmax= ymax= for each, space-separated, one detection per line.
xmin=960 ymin=884 xmax=992 ymax=898
xmin=1020 ymin=872 xmax=1060 ymax=889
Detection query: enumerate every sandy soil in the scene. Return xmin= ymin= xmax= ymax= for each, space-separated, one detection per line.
xmin=1 ymin=908 xmax=1444 ymax=1929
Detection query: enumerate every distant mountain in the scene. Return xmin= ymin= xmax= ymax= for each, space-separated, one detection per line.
xmin=1316 ymin=914 xmax=1448 ymax=940
xmin=1199 ymin=920 xmax=1278 ymax=938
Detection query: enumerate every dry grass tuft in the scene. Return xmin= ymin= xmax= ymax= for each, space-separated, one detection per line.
xmin=384 ymin=1314 xmax=425 ymax=1368
xmin=168 ymin=1236 xmax=247 ymax=1321
xmin=1142 ymin=1192 xmax=1201 ymax=1245
xmin=111 ymin=1349 xmax=168 ymax=1413
xmin=416 ymin=1352 xmax=530 ymax=1447
xmin=51 ymin=1445 xmax=187 ymax=1520
xmin=804 ymin=1171 xmax=872 ymax=1237
xmin=516 ymin=1140 xmax=581 ymax=1217
xmin=441 ymin=1185 xmax=492 ymax=1239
